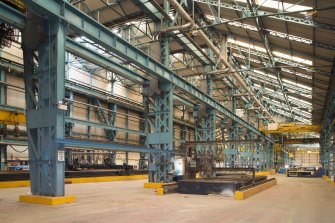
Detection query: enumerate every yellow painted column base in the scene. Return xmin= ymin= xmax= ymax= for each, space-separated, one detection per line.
xmin=19 ymin=195 xmax=76 ymax=205
xmin=321 ymin=176 xmax=335 ymax=186
xmin=323 ymin=176 xmax=331 ymax=182
xmin=0 ymin=180 xmax=30 ymax=188
xmin=255 ymin=171 xmax=271 ymax=176
xmin=156 ymin=187 xmax=165 ymax=195
xmin=322 ymin=175 xmax=329 ymax=180
xmin=144 ymin=182 xmax=171 ymax=188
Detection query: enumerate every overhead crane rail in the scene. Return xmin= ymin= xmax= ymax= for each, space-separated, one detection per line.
xmin=283 ymin=138 xmax=320 ymax=145
xmin=182 ymin=139 xmax=262 ymax=145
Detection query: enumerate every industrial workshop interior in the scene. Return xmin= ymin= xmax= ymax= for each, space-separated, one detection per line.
xmin=0 ymin=0 xmax=334 ymax=222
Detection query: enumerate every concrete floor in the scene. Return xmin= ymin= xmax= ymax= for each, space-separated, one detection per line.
xmin=0 ymin=174 xmax=334 ymax=223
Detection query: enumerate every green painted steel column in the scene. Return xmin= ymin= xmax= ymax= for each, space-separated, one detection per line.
xmin=329 ymin=127 xmax=335 ymax=181
xmin=0 ymin=144 xmax=7 ymax=171
xmin=65 ymin=90 xmax=73 ymax=137
xmin=231 ymin=88 xmax=239 ymax=167
xmin=146 ymin=0 xmax=174 ymax=182
xmin=87 ymin=98 xmax=92 ymax=139
xmin=0 ymin=68 xmax=6 ymax=171
xmin=193 ymin=104 xmax=216 ymax=176
xmin=160 ymin=0 xmax=170 ymax=67
xmin=23 ymin=14 xmax=66 ymax=196
xmin=147 ymin=82 xmax=175 ymax=182
xmin=139 ymin=84 xmax=149 ymax=170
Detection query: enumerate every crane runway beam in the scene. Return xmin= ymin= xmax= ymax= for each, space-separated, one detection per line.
xmin=283 ymin=138 xmax=320 ymax=144
xmin=182 ymin=139 xmax=262 ymax=145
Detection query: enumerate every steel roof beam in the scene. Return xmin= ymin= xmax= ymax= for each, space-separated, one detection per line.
xmin=227 ymin=43 xmax=330 ymax=76
xmin=245 ymin=0 xmax=293 ymax=119
xmin=17 ymin=0 xmax=271 ymax=141
xmin=66 ymin=39 xmax=147 ymax=84
xmin=134 ymin=0 xmax=213 ymax=64
xmin=215 ymin=29 xmax=332 ymax=63
xmin=133 ymin=0 xmax=163 ymax=22
xmin=202 ymin=11 xmax=335 ymax=51
xmin=193 ymin=0 xmax=335 ymax=32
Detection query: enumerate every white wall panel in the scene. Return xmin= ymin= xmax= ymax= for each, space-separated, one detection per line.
xmin=6 ymin=75 xmax=25 ymax=108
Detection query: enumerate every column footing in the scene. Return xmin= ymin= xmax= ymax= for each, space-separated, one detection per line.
xmin=19 ymin=195 xmax=76 ymax=205
xmin=144 ymin=182 xmax=174 ymax=188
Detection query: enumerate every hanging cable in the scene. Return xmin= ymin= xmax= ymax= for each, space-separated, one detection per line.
xmin=9 ymin=145 xmax=28 ymax=153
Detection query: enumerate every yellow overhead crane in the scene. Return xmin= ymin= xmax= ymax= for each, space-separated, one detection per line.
xmin=0 ymin=109 xmax=26 ymax=125
xmin=259 ymin=123 xmax=321 ymax=134
xmin=0 ymin=108 xmax=25 ymax=137
xmin=273 ymin=138 xmax=320 ymax=152
xmin=1 ymin=0 xmax=26 ymax=13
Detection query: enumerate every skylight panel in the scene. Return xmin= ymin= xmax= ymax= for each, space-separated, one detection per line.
xmin=254 ymin=83 xmax=261 ymax=88
xmin=232 ymin=53 xmax=261 ymax=64
xmin=286 ymin=89 xmax=312 ymax=99
xmin=232 ymin=56 xmax=312 ymax=80
xmin=228 ymin=39 xmax=313 ymax=66
xmin=260 ymin=0 xmax=312 ymax=12
xmin=228 ymin=39 xmax=267 ymax=53
xmin=274 ymin=51 xmax=312 ymax=65
xmin=282 ymin=79 xmax=312 ymax=91
xmin=206 ymin=15 xmax=313 ymax=45
xmin=288 ymin=95 xmax=312 ymax=105
xmin=265 ymin=87 xmax=274 ymax=92
xmin=248 ymin=69 xmax=277 ymax=80
xmin=292 ymin=107 xmax=312 ymax=116
xmin=234 ymin=0 xmax=312 ymax=13
xmin=281 ymin=68 xmax=312 ymax=80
